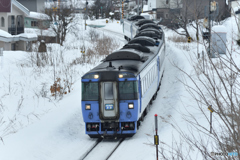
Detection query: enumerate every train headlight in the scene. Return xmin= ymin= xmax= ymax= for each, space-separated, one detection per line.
xmin=85 ymin=104 xmax=91 ymax=110
xmin=119 ymin=74 xmax=123 ymax=78
xmin=94 ymin=74 xmax=99 ymax=79
xmin=128 ymin=103 xmax=134 ymax=109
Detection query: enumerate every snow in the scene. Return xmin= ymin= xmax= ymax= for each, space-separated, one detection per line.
xmin=0 ymin=29 xmax=13 ymax=38
xmin=17 ymin=33 xmax=38 ymax=38
xmin=0 ymin=13 xmax=239 ymax=160
xmin=143 ymin=5 xmax=148 ymax=12
xmin=0 ymin=29 xmax=37 ymax=41
xmin=212 ymin=25 xmax=227 ymax=33
xmin=28 ymin=12 xmax=50 ymax=20
xmin=25 ymin=28 xmax=56 ymax=37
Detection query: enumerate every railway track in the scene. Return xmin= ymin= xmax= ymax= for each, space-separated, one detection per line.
xmin=80 ymin=138 xmax=125 ymax=160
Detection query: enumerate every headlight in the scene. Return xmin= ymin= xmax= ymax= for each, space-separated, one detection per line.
xmin=94 ymin=74 xmax=99 ymax=79
xmin=119 ymin=74 xmax=123 ymax=78
xmin=128 ymin=103 xmax=134 ymax=109
xmin=85 ymin=104 xmax=91 ymax=110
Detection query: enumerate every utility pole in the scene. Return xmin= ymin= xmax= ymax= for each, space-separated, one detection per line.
xmin=137 ymin=0 xmax=139 ymax=15
xmin=120 ymin=2 xmax=122 ymax=22
xmin=208 ymin=0 xmax=211 ymax=58
xmin=85 ymin=1 xmax=88 ymax=30
xmin=208 ymin=105 xmax=214 ymax=133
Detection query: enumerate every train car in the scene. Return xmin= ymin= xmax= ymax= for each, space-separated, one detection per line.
xmin=123 ymin=15 xmax=161 ymax=41
xmin=81 ymin=17 xmax=165 ymax=138
xmin=123 ymin=15 xmax=144 ymax=41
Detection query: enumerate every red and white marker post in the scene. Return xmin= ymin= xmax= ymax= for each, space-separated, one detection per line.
xmin=154 ymin=114 xmax=159 ymax=160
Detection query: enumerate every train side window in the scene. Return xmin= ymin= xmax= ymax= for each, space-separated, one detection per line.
xmin=151 ymin=67 xmax=153 ymax=83
xmin=152 ymin=67 xmax=154 ymax=82
xmin=147 ymin=72 xmax=150 ymax=88
xmin=158 ymin=58 xmax=161 ymax=71
xmin=145 ymin=77 xmax=147 ymax=93
xmin=143 ymin=77 xmax=146 ymax=94
xmin=151 ymin=67 xmax=153 ymax=82
xmin=154 ymin=66 xmax=157 ymax=77
xmin=144 ymin=77 xmax=147 ymax=94
xmin=149 ymin=69 xmax=152 ymax=84
xmin=153 ymin=66 xmax=155 ymax=80
xmin=149 ymin=70 xmax=151 ymax=84
xmin=142 ymin=77 xmax=145 ymax=94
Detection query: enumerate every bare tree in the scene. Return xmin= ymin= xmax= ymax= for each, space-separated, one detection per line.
xmin=159 ymin=0 xmax=193 ymax=38
xmin=189 ymin=0 xmax=205 ymax=40
xmin=157 ymin=9 xmax=240 ymax=159
xmin=45 ymin=1 xmax=76 ymax=45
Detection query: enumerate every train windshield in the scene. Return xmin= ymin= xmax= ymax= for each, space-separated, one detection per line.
xmin=82 ymin=82 xmax=99 ymax=101
xmin=119 ymin=81 xmax=138 ymax=100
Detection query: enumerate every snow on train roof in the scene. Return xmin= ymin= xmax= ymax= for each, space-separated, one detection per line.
xmin=105 ymin=49 xmax=145 ymax=61
xmin=129 ymin=36 xmax=157 ymax=46
xmin=139 ymin=23 xmax=161 ymax=30
xmin=135 ymin=19 xmax=155 ymax=26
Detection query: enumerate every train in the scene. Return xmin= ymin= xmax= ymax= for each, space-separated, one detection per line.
xmin=81 ymin=15 xmax=166 ymax=138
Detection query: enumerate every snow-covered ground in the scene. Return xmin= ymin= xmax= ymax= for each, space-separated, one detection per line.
xmin=0 ymin=14 xmax=239 ymax=160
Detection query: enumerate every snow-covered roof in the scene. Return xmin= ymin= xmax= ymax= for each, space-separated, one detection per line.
xmin=143 ymin=5 xmax=148 ymax=12
xmin=12 ymin=0 xmax=30 ymax=16
xmin=212 ymin=25 xmax=227 ymax=33
xmin=27 ymin=12 xmax=50 ymax=20
xmin=25 ymin=28 xmax=56 ymax=37
xmin=0 ymin=29 xmax=37 ymax=42
xmin=44 ymin=1 xmax=95 ymax=9
xmin=0 ymin=29 xmax=12 ymax=38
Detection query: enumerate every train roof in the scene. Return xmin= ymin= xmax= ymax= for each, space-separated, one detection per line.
xmin=122 ymin=43 xmax=150 ymax=53
xmin=105 ymin=49 xmax=148 ymax=62
xmin=83 ymin=37 xmax=164 ymax=77
xmin=128 ymin=36 xmax=159 ymax=46
xmin=139 ymin=23 xmax=161 ymax=31
xmin=139 ymin=28 xmax=162 ymax=36
xmin=135 ymin=31 xmax=162 ymax=40
xmin=127 ymin=15 xmax=145 ymax=21
xmin=135 ymin=19 xmax=155 ymax=27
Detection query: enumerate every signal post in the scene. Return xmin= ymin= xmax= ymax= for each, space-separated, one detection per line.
xmin=154 ymin=114 xmax=159 ymax=160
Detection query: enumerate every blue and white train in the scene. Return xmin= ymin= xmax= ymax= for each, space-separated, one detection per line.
xmin=81 ymin=15 xmax=165 ymax=138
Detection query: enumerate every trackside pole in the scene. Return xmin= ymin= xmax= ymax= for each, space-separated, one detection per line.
xmin=154 ymin=114 xmax=159 ymax=160
xmin=208 ymin=105 xmax=214 ymax=134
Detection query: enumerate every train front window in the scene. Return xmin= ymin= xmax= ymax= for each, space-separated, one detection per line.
xmin=82 ymin=82 xmax=98 ymax=101
xmin=119 ymin=81 xmax=138 ymax=100
xmin=104 ymin=82 xmax=114 ymax=100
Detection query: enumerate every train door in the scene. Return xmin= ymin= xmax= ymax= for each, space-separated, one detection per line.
xmin=100 ymin=82 xmax=119 ymax=120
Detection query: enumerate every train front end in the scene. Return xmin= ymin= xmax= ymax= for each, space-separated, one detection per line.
xmin=81 ymin=71 xmax=140 ymax=138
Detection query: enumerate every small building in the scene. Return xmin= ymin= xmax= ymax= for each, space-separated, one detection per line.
xmin=0 ymin=0 xmax=37 ymax=51
xmin=25 ymin=12 xmax=50 ymax=29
